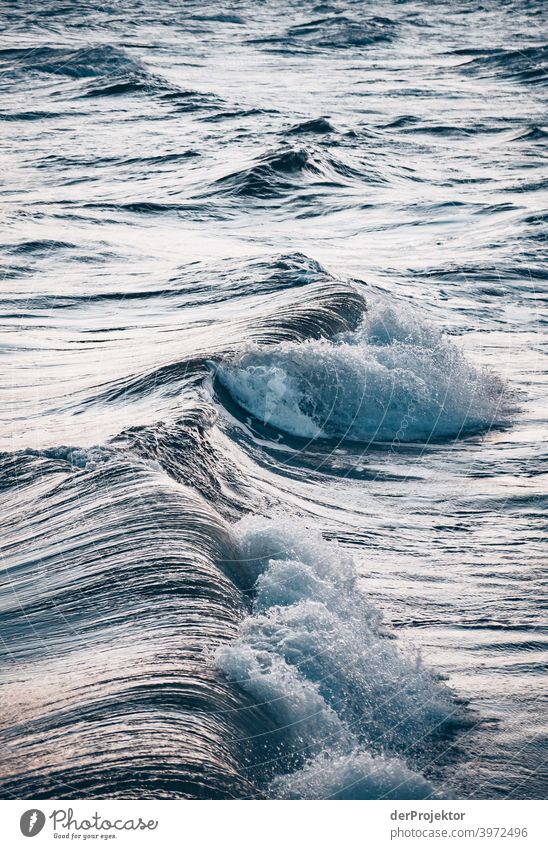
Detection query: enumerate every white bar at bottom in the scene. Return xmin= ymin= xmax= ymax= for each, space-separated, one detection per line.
xmin=2 ymin=799 xmax=545 ymax=849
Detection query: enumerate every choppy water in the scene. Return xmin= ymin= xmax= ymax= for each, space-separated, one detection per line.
xmin=0 ymin=0 xmax=546 ymax=800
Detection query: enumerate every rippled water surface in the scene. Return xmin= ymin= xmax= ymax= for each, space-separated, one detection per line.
xmin=0 ymin=0 xmax=546 ymax=800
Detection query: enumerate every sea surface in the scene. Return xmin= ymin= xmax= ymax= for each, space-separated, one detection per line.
xmin=0 ymin=0 xmax=546 ymax=800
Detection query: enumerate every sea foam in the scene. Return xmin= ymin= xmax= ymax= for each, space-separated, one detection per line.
xmin=216 ymin=518 xmax=460 ymax=799
xmin=217 ymin=298 xmax=514 ymax=443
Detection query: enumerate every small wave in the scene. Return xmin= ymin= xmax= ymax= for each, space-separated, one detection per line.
xmin=509 ymin=125 xmax=548 ymax=142
xmin=89 ymin=200 xmax=192 ymax=214
xmin=0 ymin=44 xmax=144 ymax=79
xmin=395 ymin=124 xmax=475 ymax=137
xmin=159 ymin=89 xmax=223 ymax=112
xmin=286 ymin=117 xmax=336 ymax=135
xmin=4 ymin=238 xmax=76 ymax=255
xmin=81 ymin=79 xmax=155 ymax=97
xmin=0 ymin=110 xmax=66 ymax=121
xmin=216 ymin=297 xmax=515 ymax=443
xmin=456 ymin=45 xmax=548 ymax=86
xmin=0 ymin=44 xmax=201 ymax=104
xmin=251 ymin=14 xmax=396 ymax=52
xmin=200 ymin=106 xmax=278 ymax=123
xmin=189 ymin=13 xmax=246 ymax=25
xmin=209 ymin=145 xmax=362 ymax=200
xmin=217 ymin=519 xmax=461 ymax=798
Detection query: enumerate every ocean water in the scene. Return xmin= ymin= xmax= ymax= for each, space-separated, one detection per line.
xmin=0 ymin=0 xmax=546 ymax=800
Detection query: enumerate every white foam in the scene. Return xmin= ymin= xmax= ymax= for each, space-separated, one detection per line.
xmin=216 ymin=517 xmax=457 ymax=799
xmin=271 ymin=751 xmax=436 ymax=800
xmin=217 ymin=298 xmax=514 ymax=442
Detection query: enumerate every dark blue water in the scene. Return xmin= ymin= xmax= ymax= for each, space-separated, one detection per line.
xmin=0 ymin=0 xmax=546 ymax=800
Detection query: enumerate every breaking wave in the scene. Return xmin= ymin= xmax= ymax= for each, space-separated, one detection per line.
xmin=215 ymin=298 xmax=515 ymax=443
xmin=217 ymin=518 xmax=464 ymax=799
